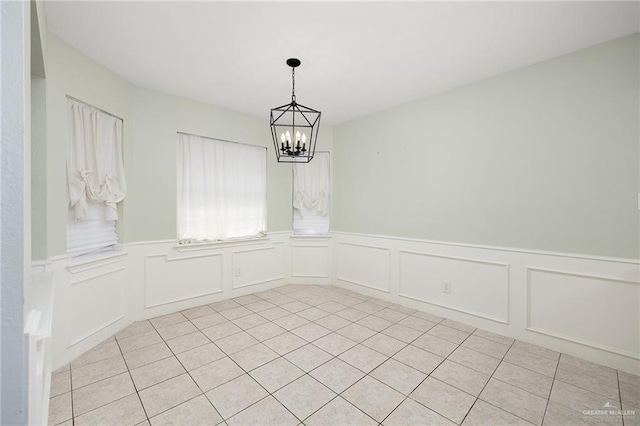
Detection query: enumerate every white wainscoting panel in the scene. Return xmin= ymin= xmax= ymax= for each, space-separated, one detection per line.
xmin=336 ymin=242 xmax=390 ymax=292
xmin=292 ymin=244 xmax=330 ymax=279
xmin=399 ymin=250 xmax=509 ymax=323
xmin=144 ymin=253 xmax=223 ymax=308
xmin=68 ymin=267 xmax=126 ymax=347
xmin=44 ymin=231 xmax=640 ymax=377
xmin=527 ymin=267 xmax=640 ymax=359
xmin=232 ymin=243 xmax=284 ymax=289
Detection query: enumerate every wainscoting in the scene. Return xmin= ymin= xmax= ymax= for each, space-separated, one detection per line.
xmin=33 ymin=230 xmax=639 ymax=374
xmin=36 ymin=232 xmax=333 ymax=369
xmin=330 ymin=232 xmax=639 ymax=374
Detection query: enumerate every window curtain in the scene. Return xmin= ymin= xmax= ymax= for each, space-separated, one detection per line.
xmin=293 ymin=152 xmax=330 ymax=235
xmin=177 ymin=133 xmax=267 ymax=242
xmin=66 ymin=98 xmax=126 ymax=221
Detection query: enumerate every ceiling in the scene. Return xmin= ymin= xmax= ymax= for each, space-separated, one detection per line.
xmin=45 ymin=1 xmax=639 ymax=125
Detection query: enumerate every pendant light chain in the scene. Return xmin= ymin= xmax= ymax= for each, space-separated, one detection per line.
xmin=291 ymin=67 xmax=296 ymax=103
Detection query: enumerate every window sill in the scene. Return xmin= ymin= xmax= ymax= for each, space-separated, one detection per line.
xmin=175 ymin=237 xmax=270 ymax=252
xmin=290 ymin=234 xmax=331 ymax=241
xmin=66 ymin=248 xmax=127 ymax=274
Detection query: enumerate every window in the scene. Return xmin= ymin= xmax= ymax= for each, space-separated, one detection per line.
xmin=177 ymin=133 xmax=267 ymax=242
xmin=67 ymin=200 xmax=118 ymax=256
xmin=293 ymin=152 xmax=330 ymax=235
xmin=66 ymin=98 xmax=125 ymax=256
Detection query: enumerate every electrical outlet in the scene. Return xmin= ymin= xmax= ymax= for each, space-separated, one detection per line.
xmin=235 ymin=267 xmax=241 ymax=277
xmin=443 ymin=282 xmax=452 ymax=294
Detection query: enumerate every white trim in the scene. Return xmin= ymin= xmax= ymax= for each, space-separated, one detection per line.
xmin=66 ymin=251 xmax=127 ymax=274
xmin=336 ymin=242 xmax=391 ymax=293
xmin=68 ymin=315 xmax=125 ymax=348
xmin=124 ymin=239 xmax=177 ymax=247
xmin=291 ymin=243 xmax=330 ymax=278
xmin=398 ymin=293 xmax=508 ymax=324
xmin=292 ymin=274 xmax=330 ymax=279
xmin=144 ymin=289 xmax=224 ymax=310
xmin=232 ymin=276 xmax=285 ymax=290
xmin=175 ymin=236 xmax=270 ymax=252
xmin=232 ymin=243 xmax=280 ymax=255
xmin=120 ymin=233 xmax=291 ymax=249
xmin=525 ymin=266 xmax=640 ymax=359
xmin=69 ymin=267 xmax=126 ymax=286
xmin=524 ymin=326 xmax=640 ymax=360
xmin=31 ymin=260 xmax=51 ymax=274
xmin=156 ymin=252 xmax=224 ymax=263
xmin=290 ymin=235 xmax=331 ymax=242
xmin=398 ymin=249 xmax=511 ymax=268
xmin=397 ymin=249 xmax=510 ymax=324
xmin=337 ymin=241 xmax=389 ymax=251
xmin=231 ymin=245 xmax=285 ymax=289
xmin=335 ymin=277 xmax=391 ymax=293
xmin=143 ymin=253 xmax=225 ymax=309
xmin=525 ymin=266 xmax=639 ymax=287
xmin=330 ymin=231 xmax=639 ymax=265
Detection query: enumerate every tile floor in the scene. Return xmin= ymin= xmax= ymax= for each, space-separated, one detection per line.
xmin=48 ymin=284 xmax=640 ymax=426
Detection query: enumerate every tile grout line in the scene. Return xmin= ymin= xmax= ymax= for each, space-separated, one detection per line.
xmin=296 ymin=321 xmax=429 ymax=425
xmin=617 ymin=370 xmax=626 ymax=426
xmin=68 ymin=337 xmax=150 ymax=424
xmin=217 ymin=331 xmax=336 ymax=422
xmin=186 ymin=300 xmax=454 ymax=425
xmin=376 ymin=333 xmax=453 ymax=424
xmin=161 ymin=293 xmax=435 ymax=425
xmin=539 ymin=353 xmax=560 ymax=426
xmin=69 ymin=362 xmax=75 ymax=425
xmin=215 ymin=292 xmax=390 ymax=424
xmin=458 ymin=335 xmax=517 ymax=425
xmin=113 ymin=334 xmax=152 ymax=425
xmin=145 ymin=314 xmax=227 ymax=424
xmin=187 ymin=294 xmax=331 ymax=424
xmin=388 ymin=326 xmax=478 ymax=424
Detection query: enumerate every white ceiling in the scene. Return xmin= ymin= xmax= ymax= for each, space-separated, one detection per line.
xmin=45 ymin=1 xmax=639 ymax=125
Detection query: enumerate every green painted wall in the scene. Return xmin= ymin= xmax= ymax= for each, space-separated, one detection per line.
xmin=45 ymin=33 xmax=133 ymax=257
xmin=333 ymin=34 xmax=639 ymax=259
xmin=44 ymin=34 xmax=333 ymax=254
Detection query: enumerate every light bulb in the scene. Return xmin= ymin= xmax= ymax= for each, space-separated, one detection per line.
xmin=295 ymin=131 xmax=301 ymax=143
xmin=301 ymin=133 xmax=307 ymax=144
xmin=280 ymin=133 xmax=285 ymax=143
xmin=285 ymin=130 xmax=291 ymax=142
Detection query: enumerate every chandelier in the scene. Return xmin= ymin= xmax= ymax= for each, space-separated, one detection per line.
xmin=270 ymin=58 xmax=321 ymax=163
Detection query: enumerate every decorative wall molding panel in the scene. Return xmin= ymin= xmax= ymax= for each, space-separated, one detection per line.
xmin=398 ymin=250 xmax=509 ymax=324
xmin=43 ymin=230 xmax=639 ymax=375
xmin=232 ymin=243 xmax=285 ymax=289
xmin=526 ymin=267 xmax=639 ymax=360
xmin=65 ymin=251 xmax=128 ymax=274
xmin=291 ymin=241 xmax=331 ymax=282
xmin=336 ymin=242 xmax=390 ymax=292
xmin=68 ymin=267 xmax=126 ymax=348
xmin=144 ymin=252 xmax=224 ymax=309
xmin=330 ymin=231 xmax=640 ymax=374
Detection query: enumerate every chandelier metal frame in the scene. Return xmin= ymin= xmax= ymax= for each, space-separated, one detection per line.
xmin=269 ymin=58 xmax=321 ymax=163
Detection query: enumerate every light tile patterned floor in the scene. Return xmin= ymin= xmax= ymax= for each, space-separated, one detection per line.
xmin=49 ymin=284 xmax=640 ymax=426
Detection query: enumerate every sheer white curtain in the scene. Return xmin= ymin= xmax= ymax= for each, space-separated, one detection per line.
xmin=177 ymin=133 xmax=267 ymax=242
xmin=293 ymin=152 xmax=330 ymax=235
xmin=66 ymin=98 xmax=125 ymax=255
